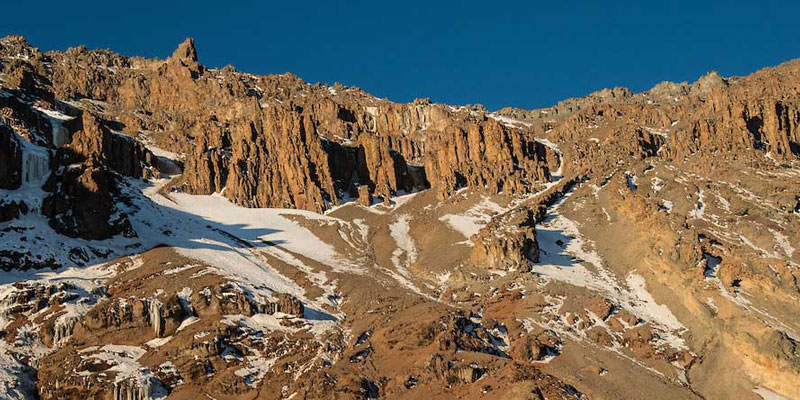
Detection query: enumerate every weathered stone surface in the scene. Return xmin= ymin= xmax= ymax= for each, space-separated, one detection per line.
xmin=470 ymin=206 xmax=539 ymax=271
xmin=41 ymin=159 xmax=134 ymax=240
xmin=2 ymin=36 xmax=557 ymax=213
xmin=0 ymin=123 xmax=22 ymax=189
xmin=470 ymin=176 xmax=581 ymax=271
xmin=68 ymin=112 xmax=154 ymax=179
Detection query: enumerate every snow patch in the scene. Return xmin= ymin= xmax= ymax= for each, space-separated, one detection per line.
xmin=532 ymin=193 xmax=687 ymax=350
xmin=754 ymin=387 xmax=792 ymax=400
xmin=439 ymin=197 xmax=504 ymax=242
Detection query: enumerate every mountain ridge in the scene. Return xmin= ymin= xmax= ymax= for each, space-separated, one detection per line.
xmin=0 ymin=35 xmax=799 ymax=400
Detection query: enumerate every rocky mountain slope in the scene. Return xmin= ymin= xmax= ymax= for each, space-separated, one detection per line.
xmin=0 ymin=35 xmax=799 ymax=400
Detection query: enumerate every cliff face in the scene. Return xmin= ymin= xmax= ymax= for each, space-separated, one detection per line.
xmin=1 ymin=34 xmax=799 ymax=250
xmin=0 ymin=37 xmax=557 ymax=214
xmin=0 ymin=123 xmax=22 ymax=189
xmin=496 ymin=67 xmax=800 ymax=172
xmin=3 ymin=35 xmax=800 ymax=400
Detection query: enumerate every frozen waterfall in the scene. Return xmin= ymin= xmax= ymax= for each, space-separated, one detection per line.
xmin=50 ymin=118 xmax=70 ymax=147
xmin=35 ymin=107 xmax=74 ymax=147
xmin=21 ymin=144 xmax=50 ymax=186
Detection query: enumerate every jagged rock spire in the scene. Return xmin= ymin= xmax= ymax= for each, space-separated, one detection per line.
xmin=170 ymin=37 xmax=198 ymax=64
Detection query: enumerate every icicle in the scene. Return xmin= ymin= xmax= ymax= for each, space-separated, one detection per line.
xmin=50 ymin=118 xmax=70 ymax=147
xmin=21 ymin=144 xmax=50 ymax=186
xmin=148 ymin=299 xmax=164 ymax=337
xmin=53 ymin=316 xmax=77 ymax=345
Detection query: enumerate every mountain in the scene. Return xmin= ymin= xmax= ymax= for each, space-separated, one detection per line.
xmin=0 ymin=35 xmax=799 ymax=400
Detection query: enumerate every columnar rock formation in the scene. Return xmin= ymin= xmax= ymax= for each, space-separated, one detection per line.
xmin=470 ymin=206 xmax=539 ymax=270
xmin=1 ymin=36 xmax=558 ymax=215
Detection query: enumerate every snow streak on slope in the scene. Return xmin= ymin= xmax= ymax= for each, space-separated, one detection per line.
xmin=532 ymin=192 xmax=687 ymax=350
xmin=386 ymin=214 xmax=434 ymax=298
xmin=162 ymin=191 xmax=363 ymax=274
xmin=754 ymin=386 xmax=793 ymax=400
xmin=389 ymin=215 xmax=417 ymax=278
xmin=439 ymin=196 xmax=505 ymax=243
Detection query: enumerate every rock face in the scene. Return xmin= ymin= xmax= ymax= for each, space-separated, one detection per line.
xmin=0 ymin=199 xmax=26 ymax=222
xmin=423 ymin=120 xmax=551 ymax=200
xmin=0 ymin=123 xmax=22 ymax=189
xmin=67 ymin=113 xmax=155 ymax=179
xmin=42 ymin=159 xmax=135 ymax=240
xmin=470 ymin=206 xmax=539 ymax=271
xmin=470 ymin=176 xmax=581 ymax=271
xmin=0 ymin=37 xmax=557 ymax=213
xmin=39 ymin=111 xmax=154 ymax=241
xmin=496 ymin=64 xmax=800 ymax=170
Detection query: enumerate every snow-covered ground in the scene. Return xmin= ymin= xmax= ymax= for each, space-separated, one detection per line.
xmin=754 ymin=386 xmax=792 ymax=400
xmin=128 ymin=177 xmax=360 ymax=318
xmin=439 ymin=196 xmax=505 ymax=243
xmin=161 ymin=191 xmax=362 ymax=273
xmin=0 ymin=167 xmax=359 ymax=348
xmin=532 ymin=191 xmax=688 ymax=350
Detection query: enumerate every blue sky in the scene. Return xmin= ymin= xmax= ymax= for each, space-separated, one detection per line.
xmin=3 ymin=0 xmax=799 ymax=110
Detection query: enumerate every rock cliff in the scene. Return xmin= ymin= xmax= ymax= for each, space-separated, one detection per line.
xmin=2 ymin=35 xmax=800 ymax=400
xmin=1 ymin=37 xmax=558 ymax=215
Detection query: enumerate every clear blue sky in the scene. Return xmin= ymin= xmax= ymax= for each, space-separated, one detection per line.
xmin=3 ymin=0 xmax=799 ymax=110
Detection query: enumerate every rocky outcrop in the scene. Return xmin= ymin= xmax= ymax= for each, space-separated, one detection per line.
xmin=428 ymin=313 xmax=507 ymax=357
xmin=424 ymin=119 xmax=552 ymax=200
xmin=274 ymin=293 xmax=304 ymax=316
xmin=190 ymin=283 xmax=305 ymax=318
xmin=470 ymin=175 xmax=582 ymax=271
xmin=112 ymin=376 xmax=168 ymax=400
xmin=0 ymin=123 xmax=22 ymax=189
xmin=513 ymin=329 xmax=562 ymax=362
xmin=470 ymin=206 xmax=539 ymax=271
xmin=79 ymin=295 xmax=187 ymax=338
xmin=0 ymin=199 xmax=27 ymax=222
xmin=36 ymin=111 xmax=156 ymax=241
xmin=42 ymin=159 xmax=135 ymax=241
xmin=68 ymin=112 xmax=155 ymax=179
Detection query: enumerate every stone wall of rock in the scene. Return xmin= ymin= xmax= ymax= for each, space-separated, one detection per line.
xmin=34 ymin=111 xmax=157 ymax=240
xmin=424 ymin=120 xmax=551 ymax=200
xmin=2 ymin=37 xmax=557 ymax=213
xmin=5 ymin=36 xmax=800 ymax=220
xmin=470 ymin=176 xmax=583 ymax=271
xmin=470 ymin=206 xmax=539 ymax=271
xmin=0 ymin=123 xmax=22 ymax=189
xmin=42 ymin=160 xmax=136 ymax=241
xmin=496 ymin=64 xmax=800 ymax=178
xmin=664 ymin=95 xmax=800 ymax=160
xmin=68 ymin=113 xmax=155 ymax=179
